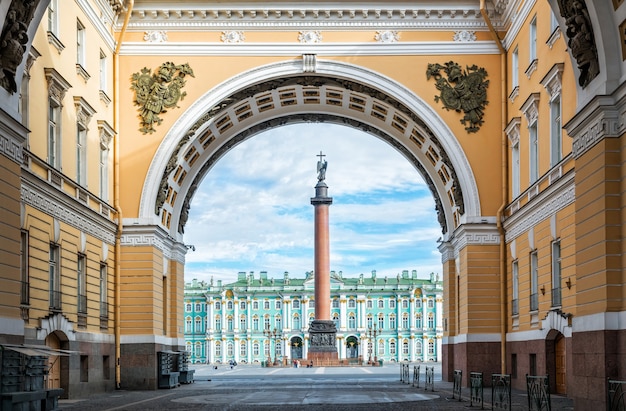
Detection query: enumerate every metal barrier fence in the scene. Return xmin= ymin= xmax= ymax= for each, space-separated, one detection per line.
xmin=469 ymin=371 xmax=483 ymax=409
xmin=608 ymin=379 xmax=626 ymax=411
xmin=448 ymin=369 xmax=462 ymax=401
xmin=424 ymin=366 xmax=435 ymax=392
xmin=412 ymin=365 xmax=421 ymax=388
xmin=400 ymin=363 xmax=410 ymax=384
xmin=526 ymin=374 xmax=551 ymax=411
xmin=491 ymin=373 xmax=511 ymax=411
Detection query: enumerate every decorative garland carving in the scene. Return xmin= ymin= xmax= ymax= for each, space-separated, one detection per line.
xmin=0 ymin=0 xmax=37 ymax=93
xmin=131 ymin=62 xmax=194 ymax=134
xmin=426 ymin=61 xmax=489 ymax=133
xmin=556 ymin=0 xmax=599 ymax=88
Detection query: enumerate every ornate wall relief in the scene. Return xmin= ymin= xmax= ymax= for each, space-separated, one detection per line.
xmin=426 ymin=61 xmax=489 ymax=133
xmin=0 ymin=0 xmax=38 ymax=93
xmin=130 ymin=62 xmax=194 ymax=134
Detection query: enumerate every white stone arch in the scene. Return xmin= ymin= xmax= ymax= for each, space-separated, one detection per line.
xmin=139 ymin=59 xmax=481 ymax=241
xmin=37 ymin=313 xmax=76 ymax=341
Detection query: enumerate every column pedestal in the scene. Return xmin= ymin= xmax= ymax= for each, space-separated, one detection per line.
xmin=307 ymin=320 xmax=338 ymax=365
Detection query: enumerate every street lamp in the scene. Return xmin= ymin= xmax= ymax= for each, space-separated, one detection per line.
xmin=367 ymin=324 xmax=379 ymax=366
xmin=263 ymin=328 xmax=282 ymax=366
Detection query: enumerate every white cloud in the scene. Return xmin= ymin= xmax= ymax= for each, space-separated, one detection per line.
xmin=184 ymin=123 xmax=442 ymax=284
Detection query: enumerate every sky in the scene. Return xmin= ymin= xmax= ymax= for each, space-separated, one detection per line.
xmin=184 ymin=122 xmax=442 ymax=285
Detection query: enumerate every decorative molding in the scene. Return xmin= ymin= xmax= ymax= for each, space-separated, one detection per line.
xmin=44 ymin=68 xmax=72 ymax=105
xmin=120 ymin=223 xmax=188 ymax=264
xmin=504 ymin=172 xmax=575 ymax=242
xmin=21 ymin=173 xmax=116 ymax=245
xmin=298 ymin=31 xmax=322 ymax=44
xmin=221 ymin=31 xmax=245 ymax=44
xmin=505 ymin=117 xmax=521 ymax=146
xmin=144 ymin=30 xmax=168 ymax=43
xmin=540 ymin=63 xmax=564 ymax=101
xmin=0 ymin=108 xmax=26 ymax=163
xmin=375 ymin=30 xmax=399 ymax=43
xmin=524 ymin=58 xmax=538 ymax=79
xmin=120 ymin=41 xmax=501 ymax=56
xmin=450 ymin=223 xmax=500 ymax=256
xmin=438 ymin=241 xmax=455 ymax=264
xmin=520 ymin=92 xmax=540 ymax=125
xmin=508 ymin=85 xmax=519 ymax=103
xmin=546 ymin=27 xmax=561 ymax=49
xmin=74 ymin=96 xmax=97 ymax=128
xmin=37 ymin=313 xmax=76 ymax=341
xmin=453 ymin=30 xmax=476 ymax=42
xmin=97 ymin=120 xmax=116 ymax=149
xmin=302 ymin=54 xmax=316 ymax=73
xmin=47 ymin=32 xmax=65 ymax=54
xmin=76 ymin=0 xmax=117 ymax=52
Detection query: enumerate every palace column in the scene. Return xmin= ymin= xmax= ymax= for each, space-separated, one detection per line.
xmin=308 ymin=152 xmax=338 ymax=364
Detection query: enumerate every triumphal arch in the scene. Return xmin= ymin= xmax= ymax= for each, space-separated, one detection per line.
xmin=1 ymin=1 xmax=625 ymax=408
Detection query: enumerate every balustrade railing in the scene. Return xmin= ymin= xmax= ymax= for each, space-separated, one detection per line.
xmin=412 ymin=365 xmax=421 ymax=388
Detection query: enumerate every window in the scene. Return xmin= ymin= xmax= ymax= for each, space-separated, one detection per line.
xmin=512 ymin=260 xmax=519 ymax=315
xmin=530 ymin=251 xmax=539 ymax=311
xmin=48 ymin=101 xmax=61 ymax=168
xmin=550 ymin=96 xmax=562 ymax=166
xmin=195 ymin=317 xmax=202 ymax=333
xmin=215 ymin=301 xmax=221 ymax=310
xmin=428 ymin=313 xmax=435 ymax=329
xmin=292 ymin=299 xmax=300 ymax=309
xmin=348 ymin=298 xmax=356 ymax=308
xmin=511 ymin=47 xmax=519 ymax=89
xmin=415 ymin=340 xmax=422 ymax=355
xmin=47 ymin=0 xmax=59 ymax=37
xmin=49 ymin=244 xmax=61 ymax=310
xmin=20 ymin=231 xmax=29 ymax=305
xmin=348 ymin=314 xmax=356 ymax=329
xmin=240 ymin=341 xmax=246 ymax=357
xmin=195 ymin=343 xmax=202 ymax=357
xmin=332 ymin=313 xmax=340 ymax=329
xmin=240 ymin=301 xmax=246 ymax=310
xmin=551 ymin=240 xmax=562 ymax=307
xmin=529 ymin=122 xmax=538 ymax=183
xmin=252 ymin=316 xmax=259 ymax=331
xmin=378 ymin=299 xmax=384 ymax=309
xmin=332 ymin=299 xmax=339 ymax=308
xmin=227 ymin=300 xmax=233 ymax=310
xmin=227 ymin=316 xmax=233 ymax=331
xmin=389 ymin=315 xmax=396 ymax=329
xmin=402 ymin=340 xmax=409 ymax=355
xmin=186 ymin=342 xmax=192 ymax=353
xmin=389 ymin=299 xmax=396 ymax=309
xmin=366 ymin=299 xmax=373 ymax=309
xmin=428 ymin=340 xmax=435 ymax=355
xmin=99 ymin=50 xmax=107 ymax=93
xmin=276 ymin=341 xmax=282 ymax=356
xmin=76 ymin=20 xmax=86 ymax=67
xmin=415 ymin=314 xmax=422 ymax=329
xmin=80 ymin=356 xmax=88 ymax=382
xmin=185 ymin=318 xmax=191 ymax=332
xmin=308 ymin=299 xmax=315 ymax=308
xmin=401 ymin=314 xmax=409 ymax=329
xmin=264 ymin=341 xmax=270 ymax=357
xmin=427 ymin=299 xmax=434 ymax=308
xmin=195 ymin=303 xmax=202 ymax=312
xmin=293 ymin=315 xmax=300 ymax=330
xmin=264 ymin=300 xmax=270 ymax=310
xmin=512 ymin=142 xmax=520 ymax=196
xmin=264 ymin=316 xmax=270 ymax=330
xmin=185 ymin=303 xmax=191 ymax=312
xmin=367 ymin=315 xmax=373 ymax=329
xmin=215 ymin=316 xmax=221 ymax=331
xmin=98 ymin=121 xmax=113 ymax=201
xmin=252 ymin=300 xmax=258 ymax=310
xmin=529 ymin=16 xmax=537 ymax=63
xmin=401 ymin=299 xmax=408 ymax=309
xmin=415 ymin=299 xmax=422 ymax=309
xmin=240 ymin=316 xmax=246 ymax=330
xmin=100 ymin=263 xmax=108 ymax=318
xmin=390 ymin=340 xmax=396 ymax=355
xmin=275 ymin=316 xmax=282 ymax=329
xmin=77 ymin=254 xmax=86 ymax=314
xmin=253 ymin=342 xmax=259 ymax=356
xmin=550 ymin=11 xmax=559 ymax=32
xmin=378 ymin=340 xmax=385 ymax=355
xmin=275 ymin=300 xmax=282 ymax=310
xmin=378 ymin=315 xmax=384 ymax=329
xmin=215 ymin=342 xmax=221 ymax=357
xmin=227 ymin=342 xmax=233 ymax=356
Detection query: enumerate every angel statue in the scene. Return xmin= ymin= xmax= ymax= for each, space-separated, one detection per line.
xmin=131 ymin=62 xmax=194 ymax=134
xmin=316 ymin=151 xmax=327 ymax=181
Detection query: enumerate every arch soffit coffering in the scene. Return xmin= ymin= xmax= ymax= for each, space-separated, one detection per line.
xmin=138 ymin=59 xmax=481 ymax=240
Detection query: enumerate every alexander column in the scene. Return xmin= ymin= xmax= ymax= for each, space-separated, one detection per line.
xmin=308 ymin=151 xmax=338 ymax=364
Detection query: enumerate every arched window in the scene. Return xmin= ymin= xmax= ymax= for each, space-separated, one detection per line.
xmin=292 ymin=299 xmax=300 ymax=309
xmin=275 ymin=300 xmax=282 ymax=310
xmin=389 ymin=299 xmax=396 ymax=309
xmin=215 ymin=301 xmax=221 ymax=310
xmin=240 ymin=300 xmax=246 ymax=310
xmin=308 ymin=299 xmax=315 ymax=308
xmin=332 ymin=312 xmax=340 ymax=329
xmin=293 ymin=314 xmax=301 ymax=330
xmin=415 ymin=314 xmax=422 ymax=329
xmin=195 ymin=342 xmax=202 ymax=357
xmin=264 ymin=300 xmax=270 ymax=310
xmin=378 ymin=299 xmax=384 ymax=309
xmin=389 ymin=340 xmax=396 ymax=355
xmin=402 ymin=299 xmax=409 ymax=309
xmin=348 ymin=314 xmax=356 ymax=329
xmin=428 ymin=313 xmax=434 ymax=329
xmin=389 ymin=314 xmax=396 ymax=329
xmin=240 ymin=341 xmax=247 ymax=357
xmin=415 ymin=340 xmax=422 ymax=355
xmin=264 ymin=316 xmax=270 ymax=330
xmin=348 ymin=298 xmax=356 ymax=308
xmin=366 ymin=299 xmax=373 ymax=309
xmin=194 ymin=316 xmax=202 ymax=332
xmin=252 ymin=300 xmax=259 ymax=310
xmin=215 ymin=341 xmax=222 ymax=357
xmin=240 ymin=315 xmax=246 ymax=330
xmin=275 ymin=315 xmax=282 ymax=329
xmin=428 ymin=299 xmax=434 ymax=308
xmin=264 ymin=341 xmax=270 ymax=357
xmin=215 ymin=315 xmax=221 ymax=331
xmin=378 ymin=314 xmax=384 ymax=329
xmin=252 ymin=316 xmax=259 ymax=330
xmin=332 ymin=298 xmax=339 ymax=308
xmin=402 ymin=340 xmax=409 ymax=355
xmin=185 ymin=303 xmax=191 ymax=312
xmin=185 ymin=317 xmax=192 ymax=333
xmin=309 ymin=313 xmax=315 ymax=325
xmin=227 ymin=341 xmax=234 ymax=356
xmin=227 ymin=316 xmax=233 ymax=331
xmin=186 ymin=342 xmax=192 ymax=353
xmin=253 ymin=342 xmax=259 ymax=356
xmin=378 ymin=340 xmax=385 ymax=355
xmin=367 ymin=315 xmax=373 ymax=329
xmin=195 ymin=303 xmax=202 ymax=312
xmin=227 ymin=300 xmax=233 ymax=310
xmin=415 ymin=299 xmax=422 ymax=309
xmin=428 ymin=340 xmax=435 ymax=355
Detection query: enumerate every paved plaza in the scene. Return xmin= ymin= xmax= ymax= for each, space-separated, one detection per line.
xmin=59 ymin=363 xmax=574 ymax=410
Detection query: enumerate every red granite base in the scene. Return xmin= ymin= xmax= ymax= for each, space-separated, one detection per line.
xmin=308 ymin=351 xmax=339 ymax=366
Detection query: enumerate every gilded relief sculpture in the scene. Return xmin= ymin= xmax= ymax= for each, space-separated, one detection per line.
xmin=426 ymin=61 xmax=489 ymax=133
xmin=131 ymin=62 xmax=194 ymax=134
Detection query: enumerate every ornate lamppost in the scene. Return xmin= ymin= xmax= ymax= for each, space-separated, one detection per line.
xmin=263 ymin=328 xmax=282 ymax=366
xmin=367 ymin=324 xmax=379 ymax=366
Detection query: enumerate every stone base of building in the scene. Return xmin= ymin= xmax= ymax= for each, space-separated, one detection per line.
xmin=442 ymin=339 xmax=501 ymax=387
xmin=120 ymin=342 xmax=184 ymax=390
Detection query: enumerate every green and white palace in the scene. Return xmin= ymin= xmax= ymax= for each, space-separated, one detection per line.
xmin=184 ymin=270 xmax=443 ymax=365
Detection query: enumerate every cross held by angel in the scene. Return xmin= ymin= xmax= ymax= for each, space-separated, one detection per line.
xmin=316 ymin=151 xmax=327 ymax=181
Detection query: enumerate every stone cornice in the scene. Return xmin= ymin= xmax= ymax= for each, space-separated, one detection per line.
xmin=120 ymin=223 xmax=188 ymax=264
xmin=125 ymin=4 xmax=503 ymax=31
xmin=443 ymin=222 xmax=500 ymax=261
xmin=503 ymin=170 xmax=575 ymax=242
xmin=120 ymin=41 xmax=501 ymax=56
xmin=21 ymin=171 xmax=117 ymax=245
xmin=0 ymin=109 xmax=27 ymax=164
xmin=563 ymin=84 xmax=626 ymax=159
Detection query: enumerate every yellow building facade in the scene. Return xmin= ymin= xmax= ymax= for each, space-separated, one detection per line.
xmin=0 ymin=0 xmax=624 ymax=407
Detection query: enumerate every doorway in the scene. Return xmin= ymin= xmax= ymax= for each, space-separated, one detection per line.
xmin=555 ymin=334 xmax=566 ymax=394
xmin=290 ymin=336 xmax=303 ymax=360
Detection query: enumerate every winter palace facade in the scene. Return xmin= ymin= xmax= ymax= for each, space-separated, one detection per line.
xmin=184 ymin=271 xmax=443 ymax=365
